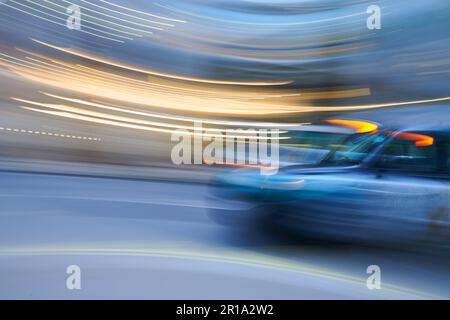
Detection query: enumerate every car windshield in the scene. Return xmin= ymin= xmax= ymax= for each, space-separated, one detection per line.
xmin=321 ymin=132 xmax=387 ymax=166
xmin=281 ymin=131 xmax=348 ymax=150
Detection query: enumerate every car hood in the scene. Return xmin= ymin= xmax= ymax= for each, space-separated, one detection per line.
xmin=213 ymin=165 xmax=358 ymax=191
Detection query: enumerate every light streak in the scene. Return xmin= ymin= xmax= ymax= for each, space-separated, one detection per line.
xmin=30 ymin=39 xmax=293 ymax=86
xmin=0 ymin=126 xmax=101 ymax=141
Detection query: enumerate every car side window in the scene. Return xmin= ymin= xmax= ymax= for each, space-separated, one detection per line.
xmin=373 ymin=132 xmax=437 ymax=172
xmin=440 ymin=139 xmax=450 ymax=171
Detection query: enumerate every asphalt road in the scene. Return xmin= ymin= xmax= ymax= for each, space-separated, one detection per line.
xmin=0 ymin=171 xmax=449 ymax=299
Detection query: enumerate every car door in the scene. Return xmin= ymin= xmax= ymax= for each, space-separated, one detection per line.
xmin=353 ymin=131 xmax=450 ymax=242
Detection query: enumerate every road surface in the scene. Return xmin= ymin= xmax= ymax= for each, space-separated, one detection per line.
xmin=0 ymin=170 xmax=449 ymax=299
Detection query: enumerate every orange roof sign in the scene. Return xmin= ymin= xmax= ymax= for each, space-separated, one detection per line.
xmin=325 ymin=119 xmax=378 ymax=134
xmin=396 ymin=132 xmax=434 ymax=147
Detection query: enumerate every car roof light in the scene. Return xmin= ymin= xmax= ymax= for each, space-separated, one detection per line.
xmin=396 ymin=132 xmax=434 ymax=147
xmin=325 ymin=119 xmax=378 ymax=134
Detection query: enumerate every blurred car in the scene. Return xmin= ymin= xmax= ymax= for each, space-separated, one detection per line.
xmin=207 ymin=119 xmax=380 ymax=169
xmin=277 ymin=119 xmax=378 ymax=167
xmin=208 ymin=125 xmax=450 ymax=249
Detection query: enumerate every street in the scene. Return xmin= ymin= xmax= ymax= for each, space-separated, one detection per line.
xmin=0 ymin=170 xmax=449 ymax=299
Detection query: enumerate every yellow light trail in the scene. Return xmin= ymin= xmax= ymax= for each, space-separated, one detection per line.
xmin=0 ymin=55 xmax=43 ymax=71
xmin=12 ymin=51 xmax=302 ymax=107
xmin=41 ymin=93 xmax=304 ymax=128
xmin=2 ymin=53 xmax=303 ymax=114
xmin=70 ymin=64 xmax=300 ymax=99
xmin=30 ymin=39 xmax=293 ymax=86
xmin=1 ymin=53 xmax=304 ymax=127
xmin=21 ymin=106 xmax=287 ymax=140
xmin=12 ymin=97 xmax=288 ymax=136
xmin=2 ymin=50 xmax=446 ymax=116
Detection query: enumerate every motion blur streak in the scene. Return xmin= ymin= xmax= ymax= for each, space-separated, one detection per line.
xmin=20 ymin=105 xmax=288 ymax=140
xmin=0 ymin=244 xmax=440 ymax=299
xmin=30 ymin=38 xmax=294 ymax=86
xmin=0 ymin=126 xmax=101 ymax=141
xmin=40 ymin=93 xmax=304 ymax=128
xmin=38 ymin=0 xmax=159 ymax=33
xmin=4 ymin=0 xmax=130 ymax=42
xmin=14 ymin=96 xmax=289 ymax=139
xmin=83 ymin=0 xmax=185 ymax=24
